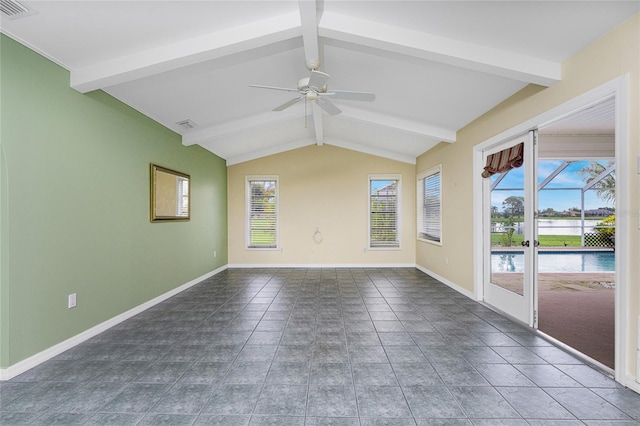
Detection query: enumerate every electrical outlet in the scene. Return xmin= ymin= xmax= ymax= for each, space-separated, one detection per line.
xmin=445 ymin=256 xmax=449 ymax=265
xmin=213 ymin=250 xmax=217 ymax=258
xmin=68 ymin=293 xmax=77 ymax=309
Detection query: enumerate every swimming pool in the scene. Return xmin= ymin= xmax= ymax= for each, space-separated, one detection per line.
xmin=491 ymin=250 xmax=615 ymax=273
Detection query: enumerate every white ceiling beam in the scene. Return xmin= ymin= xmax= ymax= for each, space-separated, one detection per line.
xmin=319 ymin=12 xmax=561 ymax=86
xmin=298 ymin=0 xmax=320 ymax=70
xmin=337 ymin=105 xmax=456 ymax=143
xmin=225 ymin=139 xmax=316 ymax=166
xmin=182 ymin=109 xmax=302 ymax=146
xmin=325 ymin=138 xmax=417 ymax=165
xmin=299 ymin=0 xmax=324 ymax=144
xmin=71 ymin=12 xmax=301 ymax=93
xmin=184 ymin=105 xmax=454 ymax=151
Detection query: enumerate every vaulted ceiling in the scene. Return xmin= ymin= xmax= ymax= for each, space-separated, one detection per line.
xmin=2 ymin=1 xmax=638 ymax=165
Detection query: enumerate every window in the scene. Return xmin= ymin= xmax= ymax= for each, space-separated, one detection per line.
xmin=369 ymin=175 xmax=401 ymax=249
xmin=177 ymin=176 xmax=189 ymax=216
xmin=418 ymin=165 xmax=442 ymax=244
xmin=246 ymin=176 xmax=278 ymax=249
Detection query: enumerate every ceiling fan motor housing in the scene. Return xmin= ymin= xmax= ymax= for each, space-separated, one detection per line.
xmin=297 ymin=77 xmax=327 ymax=94
xmin=250 ymin=69 xmax=373 ymax=116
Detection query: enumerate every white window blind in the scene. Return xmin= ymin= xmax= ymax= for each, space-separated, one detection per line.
xmin=369 ymin=176 xmax=400 ymax=248
xmin=247 ymin=177 xmax=278 ymax=249
xmin=418 ymin=166 xmax=442 ymax=244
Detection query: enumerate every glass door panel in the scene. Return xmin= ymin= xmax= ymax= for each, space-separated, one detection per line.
xmin=490 ymin=173 xmax=525 ymax=296
xmin=483 ymin=130 xmax=537 ymax=326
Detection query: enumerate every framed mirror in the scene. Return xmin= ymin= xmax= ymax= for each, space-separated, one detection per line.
xmin=150 ymin=164 xmax=190 ymax=222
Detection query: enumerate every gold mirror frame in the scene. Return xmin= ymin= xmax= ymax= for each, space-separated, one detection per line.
xmin=150 ymin=164 xmax=190 ymax=222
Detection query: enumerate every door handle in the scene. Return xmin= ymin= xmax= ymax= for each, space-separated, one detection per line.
xmin=521 ymin=240 xmax=530 ymax=247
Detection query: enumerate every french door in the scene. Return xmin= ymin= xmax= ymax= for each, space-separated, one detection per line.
xmin=483 ymin=130 xmax=538 ymax=326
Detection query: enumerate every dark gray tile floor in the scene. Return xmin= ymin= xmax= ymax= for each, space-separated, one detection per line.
xmin=1 ymin=268 xmax=639 ymax=425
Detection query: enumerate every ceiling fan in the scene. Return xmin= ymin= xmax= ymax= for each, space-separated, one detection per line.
xmin=249 ymin=69 xmax=375 ymax=116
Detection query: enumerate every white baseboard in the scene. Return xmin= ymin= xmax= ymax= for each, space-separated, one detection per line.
xmin=414 ymin=264 xmax=476 ymax=300
xmin=227 ymin=263 xmax=417 ymax=269
xmin=0 ymin=265 xmax=227 ymax=381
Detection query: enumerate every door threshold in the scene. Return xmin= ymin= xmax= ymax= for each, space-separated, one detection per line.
xmin=535 ymin=329 xmax=615 ymax=378
xmin=480 ymin=301 xmax=615 ymax=378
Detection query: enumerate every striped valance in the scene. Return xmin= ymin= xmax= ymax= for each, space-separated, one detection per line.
xmin=482 ymin=142 xmax=524 ymax=178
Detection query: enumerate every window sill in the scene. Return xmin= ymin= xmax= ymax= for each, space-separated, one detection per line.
xmin=368 ymin=246 xmax=402 ymax=251
xmin=417 ymin=237 xmax=442 ymax=246
xmin=246 ymin=247 xmax=280 ymax=251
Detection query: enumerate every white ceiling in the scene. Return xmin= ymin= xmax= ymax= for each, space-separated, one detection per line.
xmin=2 ymin=1 xmax=637 ymax=165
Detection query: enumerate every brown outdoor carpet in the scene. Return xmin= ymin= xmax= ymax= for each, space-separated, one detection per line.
xmin=538 ymin=286 xmax=614 ymax=369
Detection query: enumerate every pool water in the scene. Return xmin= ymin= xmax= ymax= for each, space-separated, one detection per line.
xmin=492 ymin=250 xmax=615 ymax=273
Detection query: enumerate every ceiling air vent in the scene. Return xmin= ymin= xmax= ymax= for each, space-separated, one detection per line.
xmin=176 ymin=119 xmax=197 ymax=130
xmin=1 ymin=0 xmax=36 ymax=19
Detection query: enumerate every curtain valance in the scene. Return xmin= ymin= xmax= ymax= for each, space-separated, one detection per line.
xmin=482 ymin=142 xmax=524 ymax=178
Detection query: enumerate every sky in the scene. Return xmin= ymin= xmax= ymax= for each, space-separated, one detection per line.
xmin=371 ymin=179 xmax=396 ymax=194
xmin=491 ymin=160 xmax=615 ymax=212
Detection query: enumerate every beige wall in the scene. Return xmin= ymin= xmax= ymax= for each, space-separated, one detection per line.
xmin=228 ymin=145 xmax=416 ymax=265
xmin=416 ymin=13 xmax=639 ymax=383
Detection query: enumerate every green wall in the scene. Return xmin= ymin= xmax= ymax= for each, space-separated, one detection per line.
xmin=0 ymin=35 xmax=228 ymax=368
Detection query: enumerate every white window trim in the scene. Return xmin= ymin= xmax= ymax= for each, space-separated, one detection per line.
xmin=417 ymin=165 xmax=442 ymax=246
xmin=368 ymin=174 xmax=402 ymax=250
xmin=245 ymin=175 xmax=279 ymax=251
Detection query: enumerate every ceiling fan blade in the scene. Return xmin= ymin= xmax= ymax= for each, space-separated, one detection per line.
xmin=316 ymin=97 xmax=341 ymax=116
xmin=308 ymin=70 xmax=330 ymax=91
xmin=249 ymin=84 xmax=299 ymax=93
xmin=325 ymin=90 xmax=376 ymax=101
xmin=273 ymin=96 xmax=303 ymax=111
